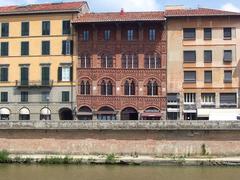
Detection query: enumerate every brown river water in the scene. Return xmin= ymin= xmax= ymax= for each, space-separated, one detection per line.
xmin=0 ymin=165 xmax=240 ymax=180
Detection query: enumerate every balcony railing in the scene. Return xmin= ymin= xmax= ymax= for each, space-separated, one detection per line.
xmin=16 ymin=80 xmax=54 ymax=88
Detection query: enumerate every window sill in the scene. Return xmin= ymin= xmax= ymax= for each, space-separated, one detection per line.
xmin=183 ymin=38 xmax=196 ymax=41
xmin=204 ymin=38 xmax=212 ymax=41
xmin=224 ymin=81 xmax=232 ymax=84
xmin=223 ymin=37 xmax=232 ymax=40
xmin=204 ymin=82 xmax=212 ymax=84
xmin=183 ymin=61 xmax=196 ymax=64
xmin=183 ymin=81 xmax=196 ymax=84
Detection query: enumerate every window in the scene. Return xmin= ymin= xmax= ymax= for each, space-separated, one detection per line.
xmin=204 ymin=71 xmax=212 ymax=83
xmin=220 ymin=93 xmax=237 ymax=107
xmin=223 ymin=50 xmax=232 ymax=62
xmin=21 ymin=41 xmax=29 ymax=56
xmin=1 ymin=23 xmax=9 ymax=37
xmin=204 ymin=28 xmax=212 ymax=40
xmin=80 ymin=80 xmax=90 ymax=95
xmin=201 ymin=93 xmax=215 ymax=107
xmin=42 ymin=21 xmax=50 ymax=35
xmin=224 ymin=70 xmax=232 ymax=83
xmin=104 ymin=30 xmax=111 ymax=40
xmin=149 ymin=29 xmax=156 ymax=41
xmin=0 ymin=92 xmax=8 ymax=102
xmin=224 ymin=28 xmax=232 ymax=40
xmin=101 ymin=54 xmax=113 ymax=68
xmin=62 ymin=91 xmax=70 ymax=102
xmin=0 ymin=67 xmax=8 ymax=82
xmin=62 ymin=20 xmax=71 ymax=35
xmin=183 ymin=28 xmax=196 ymax=40
xmin=124 ymin=79 xmax=136 ymax=96
xmin=184 ymin=51 xmax=196 ymax=63
xmin=184 ymin=93 xmax=196 ymax=104
xmin=20 ymin=67 xmax=29 ymax=86
xmin=147 ymin=80 xmax=158 ymax=96
xmin=21 ymin=91 xmax=28 ymax=102
xmin=1 ymin=42 xmax=8 ymax=56
xmin=58 ymin=66 xmax=72 ymax=82
xmin=101 ymin=80 xmax=113 ymax=96
xmin=41 ymin=66 xmax=50 ymax=85
xmin=42 ymin=41 xmax=50 ymax=55
xmin=83 ymin=30 xmax=89 ymax=41
xmin=122 ymin=54 xmax=138 ymax=69
xmin=21 ymin=22 xmax=29 ymax=36
xmin=184 ymin=71 xmax=196 ymax=83
xmin=127 ymin=29 xmax=134 ymax=41
xmin=204 ymin=50 xmax=212 ymax=63
xmin=42 ymin=92 xmax=50 ymax=102
xmin=62 ymin=40 xmax=73 ymax=55
xmin=144 ymin=53 xmax=161 ymax=69
xmin=79 ymin=54 xmax=91 ymax=68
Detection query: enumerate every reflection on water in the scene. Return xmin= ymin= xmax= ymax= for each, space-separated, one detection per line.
xmin=0 ymin=164 xmax=240 ymax=180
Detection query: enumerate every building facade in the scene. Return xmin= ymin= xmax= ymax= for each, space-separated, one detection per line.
xmin=166 ymin=7 xmax=240 ymax=120
xmin=0 ymin=2 xmax=89 ymax=120
xmin=73 ymin=12 xmax=167 ymax=120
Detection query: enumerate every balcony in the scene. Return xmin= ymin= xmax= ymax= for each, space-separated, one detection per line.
xmin=16 ymin=80 xmax=54 ymax=88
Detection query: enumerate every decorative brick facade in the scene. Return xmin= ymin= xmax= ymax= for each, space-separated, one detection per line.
xmin=74 ymin=16 xmax=167 ymax=120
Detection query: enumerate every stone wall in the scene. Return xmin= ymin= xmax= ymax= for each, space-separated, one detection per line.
xmin=1 ymin=121 xmax=240 ymax=156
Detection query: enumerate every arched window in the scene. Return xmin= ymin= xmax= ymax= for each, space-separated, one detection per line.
xmin=144 ymin=53 xmax=161 ymax=69
xmin=79 ymin=54 xmax=91 ymax=68
xmin=124 ymin=79 xmax=136 ymax=96
xmin=147 ymin=80 xmax=158 ymax=96
xmin=80 ymin=80 xmax=90 ymax=95
xmin=101 ymin=80 xmax=113 ymax=95
xmin=122 ymin=53 xmax=138 ymax=69
xmin=101 ymin=54 xmax=113 ymax=68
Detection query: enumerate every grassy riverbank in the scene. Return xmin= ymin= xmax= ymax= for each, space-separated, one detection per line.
xmin=1 ymin=150 xmax=240 ymax=166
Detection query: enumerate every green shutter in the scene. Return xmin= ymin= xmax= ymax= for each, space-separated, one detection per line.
xmin=62 ymin=41 xmax=66 ymax=55
xmin=42 ymin=67 xmax=50 ymax=85
xmin=21 ymin=67 xmax=29 ymax=85
xmin=70 ymin=66 xmax=73 ymax=81
xmin=70 ymin=40 xmax=73 ymax=55
xmin=58 ymin=67 xmax=62 ymax=81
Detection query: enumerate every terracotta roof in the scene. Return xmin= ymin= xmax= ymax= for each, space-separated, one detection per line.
xmin=72 ymin=11 xmax=166 ymax=23
xmin=0 ymin=1 xmax=87 ymax=15
xmin=165 ymin=8 xmax=240 ymax=17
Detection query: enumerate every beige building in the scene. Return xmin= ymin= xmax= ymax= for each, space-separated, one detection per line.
xmin=166 ymin=7 xmax=240 ymax=120
xmin=0 ymin=1 xmax=89 ymax=120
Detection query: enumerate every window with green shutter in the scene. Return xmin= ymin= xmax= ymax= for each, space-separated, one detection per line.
xmin=1 ymin=42 xmax=9 ymax=56
xmin=21 ymin=91 xmax=28 ymax=102
xmin=21 ymin=42 xmax=29 ymax=56
xmin=41 ymin=66 xmax=50 ymax=85
xmin=0 ymin=92 xmax=8 ymax=102
xmin=1 ymin=23 xmax=9 ymax=37
xmin=21 ymin=22 xmax=29 ymax=36
xmin=62 ymin=40 xmax=73 ymax=55
xmin=62 ymin=20 xmax=71 ymax=35
xmin=42 ymin=41 xmax=50 ymax=55
xmin=62 ymin=91 xmax=70 ymax=102
xmin=20 ymin=67 xmax=29 ymax=86
xmin=0 ymin=67 xmax=8 ymax=82
xmin=42 ymin=21 xmax=50 ymax=35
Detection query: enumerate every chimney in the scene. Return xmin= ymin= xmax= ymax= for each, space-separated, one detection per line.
xmin=165 ymin=5 xmax=186 ymax=10
xmin=120 ymin=8 xmax=124 ymax=15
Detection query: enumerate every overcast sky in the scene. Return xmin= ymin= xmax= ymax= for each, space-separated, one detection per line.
xmin=1 ymin=0 xmax=240 ymax=12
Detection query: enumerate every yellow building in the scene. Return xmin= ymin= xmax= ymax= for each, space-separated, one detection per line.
xmin=0 ymin=1 xmax=89 ymax=120
xmin=166 ymin=6 xmax=240 ymax=120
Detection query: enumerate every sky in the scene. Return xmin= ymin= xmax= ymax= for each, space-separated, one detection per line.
xmin=1 ymin=0 xmax=240 ymax=12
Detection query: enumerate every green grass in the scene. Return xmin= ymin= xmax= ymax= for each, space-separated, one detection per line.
xmin=0 ymin=150 xmax=10 ymax=163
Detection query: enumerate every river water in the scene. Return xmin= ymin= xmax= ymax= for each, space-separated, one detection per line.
xmin=0 ymin=165 xmax=240 ymax=180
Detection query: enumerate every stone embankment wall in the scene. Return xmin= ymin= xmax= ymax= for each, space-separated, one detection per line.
xmin=1 ymin=121 xmax=240 ymax=156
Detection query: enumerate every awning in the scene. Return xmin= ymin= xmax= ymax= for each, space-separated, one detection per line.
xmin=94 ymin=111 xmax=118 ymax=115
xmin=198 ymin=109 xmax=240 ymax=120
xmin=0 ymin=108 xmax=10 ymax=115
xmin=19 ymin=108 xmax=30 ymax=115
xmin=167 ymin=108 xmax=180 ymax=113
xmin=183 ymin=109 xmax=197 ymax=113
xmin=40 ymin=108 xmax=51 ymax=115
xmin=141 ymin=112 xmax=161 ymax=117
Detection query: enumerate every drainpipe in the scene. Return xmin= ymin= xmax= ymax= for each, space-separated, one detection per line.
xmin=71 ymin=13 xmax=75 ymax=120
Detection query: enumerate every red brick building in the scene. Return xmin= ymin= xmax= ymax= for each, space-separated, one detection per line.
xmin=73 ymin=11 xmax=167 ymax=120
